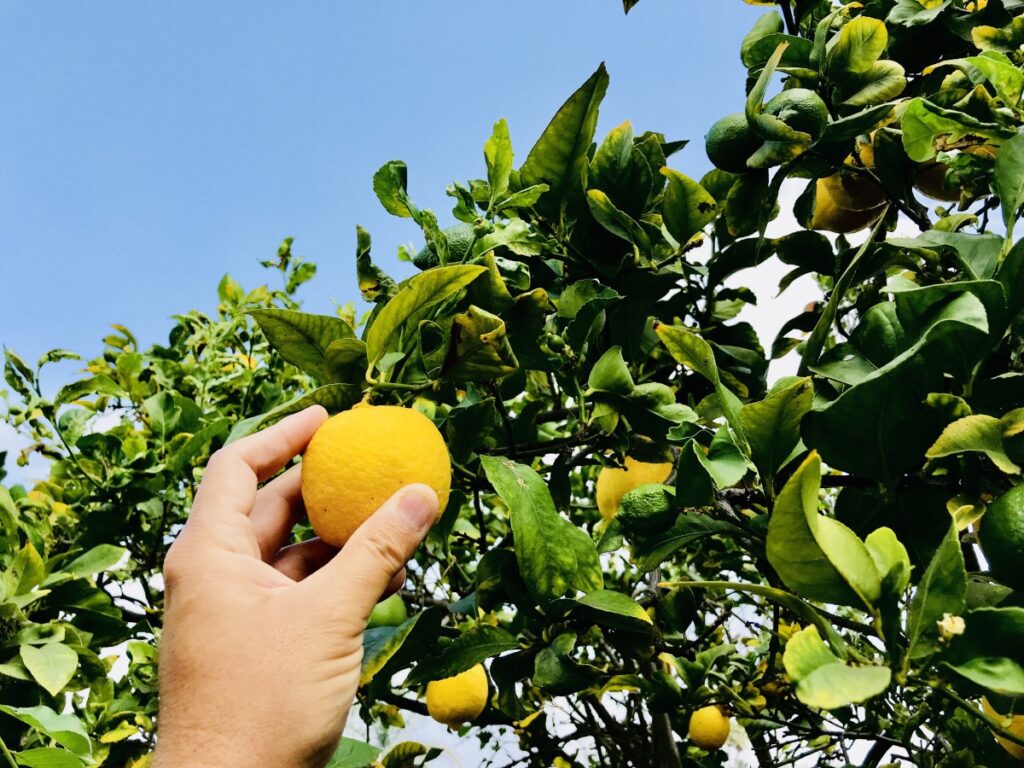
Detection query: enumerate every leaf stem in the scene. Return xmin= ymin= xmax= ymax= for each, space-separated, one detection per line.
xmin=0 ymin=735 xmax=18 ymax=768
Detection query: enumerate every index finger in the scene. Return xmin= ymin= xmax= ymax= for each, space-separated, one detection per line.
xmin=191 ymin=405 xmax=328 ymax=521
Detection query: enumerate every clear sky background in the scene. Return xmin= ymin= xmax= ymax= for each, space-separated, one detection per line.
xmin=1 ymin=1 xmax=770 ymax=367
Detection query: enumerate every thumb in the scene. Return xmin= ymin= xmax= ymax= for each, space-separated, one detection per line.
xmin=305 ymin=484 xmax=438 ymax=625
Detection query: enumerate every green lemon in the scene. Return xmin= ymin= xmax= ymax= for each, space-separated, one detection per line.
xmin=413 ymin=222 xmax=478 ymax=270
xmin=618 ymin=483 xmax=677 ymax=535
xmin=367 ymin=592 xmax=408 ymax=628
xmin=764 ymin=88 xmax=830 ymax=140
xmin=979 ymin=485 xmax=1024 ymax=591
xmin=705 ymin=113 xmax=763 ymax=174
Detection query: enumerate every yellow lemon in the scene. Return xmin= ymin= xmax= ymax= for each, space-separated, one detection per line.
xmin=426 ymin=664 xmax=489 ymax=728
xmin=688 ymin=705 xmax=731 ymax=750
xmin=596 ymin=457 xmax=674 ymax=521
xmin=301 ymin=404 xmax=451 ymax=547
xmin=811 ymin=174 xmax=887 ymax=234
xmin=984 ymin=697 xmax=1024 ymax=759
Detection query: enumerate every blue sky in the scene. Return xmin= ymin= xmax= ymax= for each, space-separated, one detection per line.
xmin=1 ymin=1 xmax=765 ymax=371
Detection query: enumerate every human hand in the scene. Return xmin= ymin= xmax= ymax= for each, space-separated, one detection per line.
xmin=152 ymin=405 xmax=438 ymax=768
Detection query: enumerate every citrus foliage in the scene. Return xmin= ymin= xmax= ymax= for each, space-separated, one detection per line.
xmin=2 ymin=1 xmax=1024 ymax=766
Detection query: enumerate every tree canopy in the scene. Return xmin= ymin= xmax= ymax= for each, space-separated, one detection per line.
xmin=3 ymin=1 xmax=1024 ymax=766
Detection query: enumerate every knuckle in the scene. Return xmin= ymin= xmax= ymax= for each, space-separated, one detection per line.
xmin=205 ymin=447 xmax=234 ymax=472
xmin=161 ymin=540 xmax=190 ymax=588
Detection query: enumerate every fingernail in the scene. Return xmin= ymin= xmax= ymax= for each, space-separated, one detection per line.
xmin=397 ymin=487 xmax=437 ymax=531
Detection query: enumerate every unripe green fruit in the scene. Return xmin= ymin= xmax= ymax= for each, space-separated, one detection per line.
xmin=764 ymin=88 xmax=830 ymax=140
xmin=705 ymin=113 xmax=762 ymax=174
xmin=979 ymin=485 xmax=1024 ymax=592
xmin=618 ymin=483 xmax=677 ymax=535
xmin=412 ymin=223 xmax=477 ymax=270
xmin=367 ymin=592 xmax=408 ymax=628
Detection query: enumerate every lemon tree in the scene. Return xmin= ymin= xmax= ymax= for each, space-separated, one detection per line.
xmin=3 ymin=1 xmax=1024 ymax=766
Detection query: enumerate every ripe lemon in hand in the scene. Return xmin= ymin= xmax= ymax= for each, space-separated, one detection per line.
xmin=426 ymin=664 xmax=489 ymax=728
xmin=688 ymin=705 xmax=731 ymax=750
xmin=596 ymin=457 xmax=674 ymax=521
xmin=301 ymin=404 xmax=451 ymax=547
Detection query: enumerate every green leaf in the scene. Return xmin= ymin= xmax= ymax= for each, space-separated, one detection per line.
xmin=325 ymin=738 xmax=381 ymax=768
xmin=739 ymin=377 xmax=813 ymax=487
xmin=588 ymin=121 xmax=653 ymax=218
xmin=355 ymin=226 xmax=397 ymax=304
xmin=767 ymin=453 xmax=882 ymax=609
xmin=372 ymin=160 xmax=417 ymax=218
xmin=783 ymin=625 xmax=840 ymax=681
xmin=481 ymin=456 xmax=600 ymax=602
xmin=0 ymin=706 xmax=89 ymax=755
xmin=379 ymin=743 xmax=443 ymax=768
xmin=587 ymin=346 xmax=634 ymax=396
xmin=926 ymin=414 xmax=1021 ymax=474
xmin=20 ymin=644 xmax=78 ymax=697
xmin=887 ymin=0 xmax=950 ymax=26
xmin=64 ymin=545 xmax=126 ymax=578
xmin=226 ymin=383 xmax=363 ymax=443
xmin=440 ymin=306 xmax=518 ymax=381
xmin=573 ymin=589 xmax=655 ymax=634
xmin=519 ymin=63 xmax=609 ymax=222
xmin=864 ymin=527 xmax=912 ymax=596
xmin=740 ymin=11 xmax=784 ymax=67
xmin=407 ymin=624 xmax=517 ymax=685
xmin=53 ymin=375 xmax=126 ymax=407
xmin=655 ymin=323 xmax=747 ymax=452
xmin=693 ymin=427 xmax=748 ymax=489
xmin=803 ymin=291 xmax=990 ymax=482
xmin=630 ymin=513 xmax=738 ymax=572
xmin=665 ymin=580 xmax=846 ymax=656
xmin=826 ymin=16 xmax=887 ymax=74
xmin=995 ymin=132 xmax=1024 ymax=237
xmin=963 ymin=52 xmax=1024 ymax=106
xmin=365 ymin=265 xmax=487 ymax=369
xmin=533 ymin=632 xmax=601 ymax=696
xmin=660 ymin=168 xmax=717 ymax=247
xmin=250 ymin=308 xmax=354 ymax=383
xmin=11 ymin=543 xmax=45 ymax=595
xmin=484 ymin=118 xmax=514 ymax=205
xmin=360 ymin=608 xmax=442 ymax=686
xmin=900 ymin=98 xmax=1013 ymax=163
xmin=559 ymin=280 xmax=620 ymax=353
xmin=783 ymin=626 xmax=891 ymax=710
xmin=794 ymin=660 xmax=892 ymax=710
xmin=169 ymin=416 xmax=230 ymax=473
xmin=494 ymin=183 xmax=549 ymax=212
xmin=586 ymin=189 xmax=649 ymax=249
xmin=565 ymin=526 xmax=604 ymax=595
xmin=14 ymin=748 xmax=84 ymax=768
xmin=907 ymin=524 xmax=966 ymax=660
xmin=746 ymin=42 xmax=788 ymax=123
xmin=946 ymin=607 xmax=1024 ymax=694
